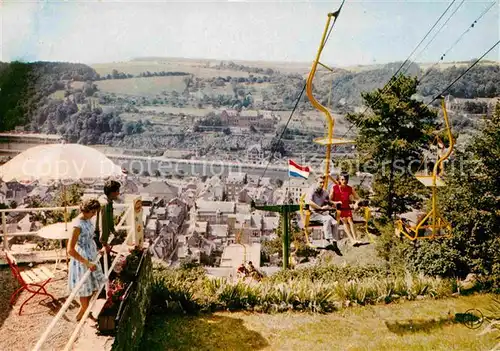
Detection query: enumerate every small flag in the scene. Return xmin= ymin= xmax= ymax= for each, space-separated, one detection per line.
xmin=288 ymin=160 xmax=310 ymax=179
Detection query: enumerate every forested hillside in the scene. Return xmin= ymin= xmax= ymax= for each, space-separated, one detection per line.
xmin=0 ymin=60 xmax=498 ymax=149
xmin=0 ymin=61 xmax=98 ymax=132
xmin=0 ymin=61 xmax=144 ymax=144
xmin=324 ymin=62 xmax=499 ymax=107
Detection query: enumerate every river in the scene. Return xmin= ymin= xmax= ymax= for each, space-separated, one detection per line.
xmin=107 ymin=154 xmax=365 ymax=184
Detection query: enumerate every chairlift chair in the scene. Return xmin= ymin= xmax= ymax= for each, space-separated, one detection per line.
xmin=395 ymin=97 xmax=454 ymax=241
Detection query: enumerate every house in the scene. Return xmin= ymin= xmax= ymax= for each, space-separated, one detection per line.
xmin=238 ymin=110 xmax=262 ymax=128
xmin=197 ymin=176 xmax=225 ymax=201
xmin=235 ymin=203 xmax=251 ymax=214
xmin=166 ymin=198 xmax=188 ymax=227
xmin=3 ymin=183 xmax=28 ymax=204
xmin=255 ymin=117 xmax=274 ymax=132
xmin=262 ymin=216 xmax=280 ymax=238
xmin=246 ymin=175 xmax=271 ymax=187
xmin=238 ymin=185 xmax=274 ymax=204
xmin=140 ymin=181 xmax=179 ymax=202
xmin=26 ymin=186 xmax=51 ymax=202
xmin=193 ymin=221 xmax=208 ymax=236
xmin=287 ymin=178 xmax=313 ymax=204
xmin=209 ymin=224 xmax=229 ymax=239
xmin=220 ymin=110 xmax=274 ymax=132
xmin=246 ymin=144 xmax=264 ymax=163
xmin=145 ymin=220 xmax=159 ymax=239
xmin=220 ymin=243 xmax=261 ymax=268
xmin=195 ymin=200 xmax=236 ymax=224
xmin=150 ymin=231 xmax=177 ymax=261
xmin=220 ymin=110 xmax=239 ymax=125
xmin=261 ymin=111 xmax=276 ymax=120
xmin=225 ymin=172 xmax=247 ymax=201
xmin=180 ymin=188 xmax=198 ymax=207
xmin=156 ymin=207 xmax=167 ymax=220
xmin=199 ymin=183 xmax=224 ymax=201
xmin=186 ymin=233 xmax=215 ymax=256
xmin=227 ymin=213 xmax=262 ymax=239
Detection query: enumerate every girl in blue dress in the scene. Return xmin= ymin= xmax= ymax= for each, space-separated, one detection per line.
xmin=67 ymin=199 xmax=106 ymax=321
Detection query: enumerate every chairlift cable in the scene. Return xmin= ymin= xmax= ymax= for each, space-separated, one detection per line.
xmin=330 ymin=0 xmax=461 ymax=154
xmin=426 ymin=39 xmax=500 ymax=106
xmin=257 ymin=0 xmax=346 ymax=186
xmin=329 ymin=0 xmax=476 ymax=183
xmin=421 ymin=1 xmax=497 ymax=80
xmin=355 ymin=0 xmax=458 ymax=119
xmin=410 ymin=0 xmax=466 ymax=72
xmin=354 ymin=39 xmax=500 ymax=188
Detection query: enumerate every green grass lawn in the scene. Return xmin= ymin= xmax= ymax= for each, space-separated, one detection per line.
xmin=142 ymin=294 xmax=498 ymax=351
xmin=49 ymin=89 xmax=66 ymax=100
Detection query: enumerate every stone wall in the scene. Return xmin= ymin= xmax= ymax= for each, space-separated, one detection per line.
xmin=112 ymin=250 xmax=152 ymax=351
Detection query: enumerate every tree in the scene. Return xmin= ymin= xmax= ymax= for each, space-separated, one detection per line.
xmin=346 ymin=75 xmax=438 ymax=218
xmin=54 ymin=184 xmax=84 ymax=207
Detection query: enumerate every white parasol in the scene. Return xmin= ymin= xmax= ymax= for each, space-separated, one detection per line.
xmin=0 ymin=143 xmax=125 ymax=234
xmin=0 ymin=143 xmax=124 ymax=185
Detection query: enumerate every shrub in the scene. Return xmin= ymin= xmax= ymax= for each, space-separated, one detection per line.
xmin=150 ymin=264 xmax=458 ymax=315
xmin=375 ymin=104 xmax=500 ymax=291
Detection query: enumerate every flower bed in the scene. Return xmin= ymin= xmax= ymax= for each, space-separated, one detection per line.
xmin=97 ymin=246 xmax=146 ymax=335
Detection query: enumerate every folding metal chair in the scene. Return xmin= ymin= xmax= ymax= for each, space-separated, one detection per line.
xmin=5 ymin=251 xmax=57 ymax=315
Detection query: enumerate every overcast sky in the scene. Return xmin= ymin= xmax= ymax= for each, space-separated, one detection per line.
xmin=1 ymin=0 xmax=499 ymax=66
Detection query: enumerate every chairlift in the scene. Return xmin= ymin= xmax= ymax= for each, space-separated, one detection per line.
xmin=395 ymin=96 xmax=454 ymax=240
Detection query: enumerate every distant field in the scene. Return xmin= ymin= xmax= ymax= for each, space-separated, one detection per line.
xmin=198 ymin=82 xmax=273 ymax=99
xmin=72 ymin=81 xmax=84 ymax=90
xmin=137 ymin=106 xmax=218 ymax=116
xmin=94 ymin=75 xmax=273 ymax=98
xmin=119 ymin=112 xmax=177 ymax=123
xmin=92 ymin=58 xmax=499 ymax=81
xmin=92 ymin=60 xmax=251 ymax=78
xmin=49 ymin=90 xmax=65 ymax=100
xmin=95 ymin=76 xmax=187 ymax=96
xmin=129 ymin=57 xmax=312 ymax=74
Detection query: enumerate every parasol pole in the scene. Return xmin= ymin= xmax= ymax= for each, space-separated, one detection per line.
xmin=63 ymin=183 xmax=68 ymax=232
xmin=60 ymin=140 xmax=69 ymax=232
xmin=62 ymin=181 xmax=69 ymax=270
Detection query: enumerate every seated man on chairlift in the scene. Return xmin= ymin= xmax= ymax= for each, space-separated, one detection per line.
xmin=306 ymin=175 xmax=343 ymax=256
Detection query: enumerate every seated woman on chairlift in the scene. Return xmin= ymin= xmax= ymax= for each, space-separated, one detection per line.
xmin=330 ymin=172 xmax=369 ymax=247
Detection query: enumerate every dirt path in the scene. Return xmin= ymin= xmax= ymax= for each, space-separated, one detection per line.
xmin=0 ymin=263 xmax=108 ymax=351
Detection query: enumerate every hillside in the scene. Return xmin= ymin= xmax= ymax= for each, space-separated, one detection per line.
xmin=0 ymin=59 xmax=499 ymax=155
xmin=90 ymin=59 xmax=499 ymax=108
xmin=0 ymin=61 xmax=98 ymax=132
